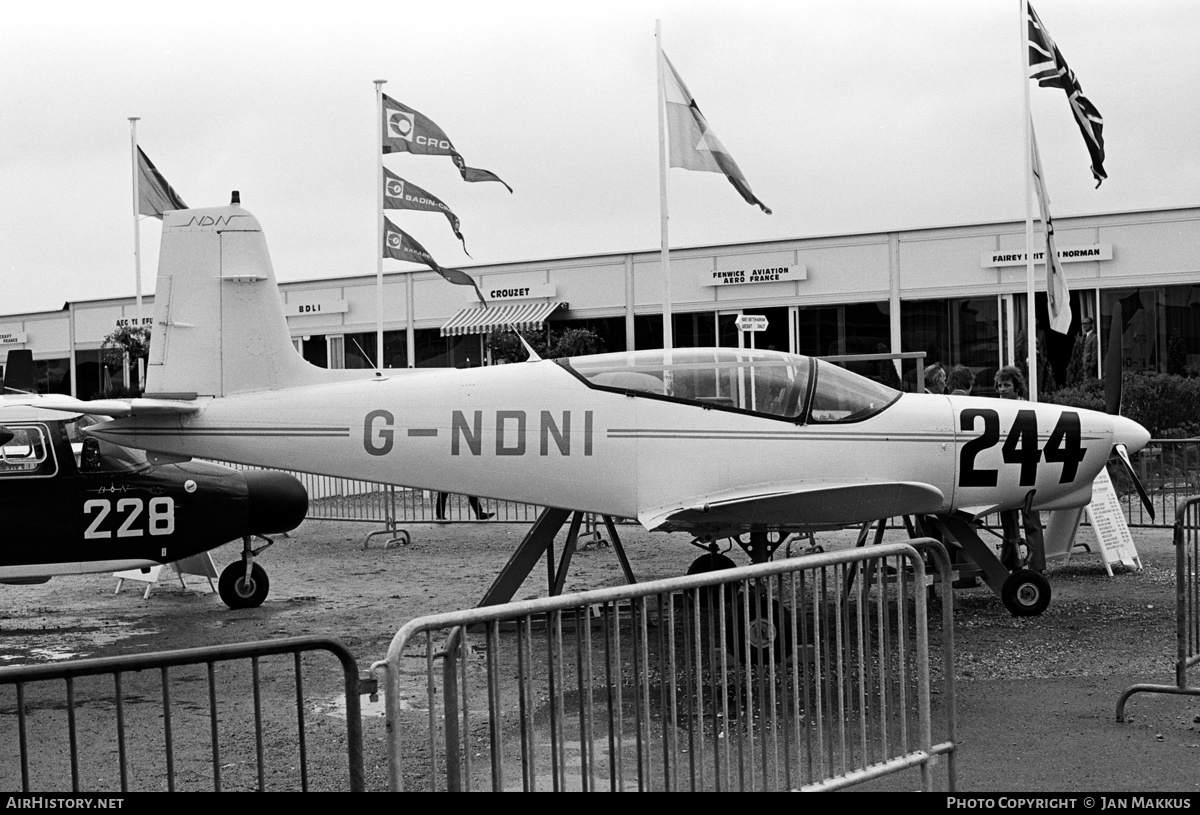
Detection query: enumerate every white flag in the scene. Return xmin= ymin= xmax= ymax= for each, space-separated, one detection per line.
xmin=660 ymin=51 xmax=770 ymax=214
xmin=1030 ymin=121 xmax=1072 ymax=334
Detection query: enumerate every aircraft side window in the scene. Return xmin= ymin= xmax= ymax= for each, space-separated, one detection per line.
xmin=0 ymin=425 xmax=55 ymax=477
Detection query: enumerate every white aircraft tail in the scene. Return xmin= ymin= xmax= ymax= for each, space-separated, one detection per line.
xmin=146 ymin=198 xmax=353 ymax=397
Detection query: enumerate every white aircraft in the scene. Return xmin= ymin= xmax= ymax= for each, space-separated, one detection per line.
xmin=41 ymin=198 xmax=1151 ymax=617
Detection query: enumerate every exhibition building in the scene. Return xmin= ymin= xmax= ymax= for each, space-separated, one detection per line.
xmin=3 ymin=204 xmax=1198 ymax=400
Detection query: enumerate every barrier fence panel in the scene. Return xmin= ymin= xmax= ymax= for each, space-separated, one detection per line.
xmin=1120 ymin=440 xmax=1200 ymax=527
xmin=374 ymin=541 xmax=957 ymax=792
xmin=1115 ymin=496 xmax=1200 ymax=720
xmin=0 ymin=637 xmax=366 ymax=792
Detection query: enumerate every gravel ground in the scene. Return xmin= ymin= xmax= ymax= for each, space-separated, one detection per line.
xmin=2 ymin=517 xmax=1198 ymax=792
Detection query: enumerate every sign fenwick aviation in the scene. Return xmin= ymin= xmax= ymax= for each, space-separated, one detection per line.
xmin=699 ymin=264 xmax=806 ymax=287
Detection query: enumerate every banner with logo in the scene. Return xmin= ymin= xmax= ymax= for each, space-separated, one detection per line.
xmin=383 ymin=168 xmax=469 ymax=255
xmin=381 ymin=94 xmax=512 ymax=192
xmin=383 ymin=217 xmax=485 ymax=304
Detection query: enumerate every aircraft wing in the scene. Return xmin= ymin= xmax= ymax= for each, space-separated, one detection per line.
xmin=10 ymin=395 xmax=202 ymax=418
xmin=637 ymin=480 xmax=945 ymax=533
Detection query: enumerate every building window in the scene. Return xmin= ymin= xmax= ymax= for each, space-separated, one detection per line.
xmin=73 ymin=349 xmax=110 ymax=400
xmin=34 ymin=358 xmax=70 ymax=395
xmin=900 ymin=297 xmax=1000 ymax=394
xmin=412 ymin=329 xmax=483 ymax=368
xmin=1101 ymin=284 xmax=1200 ymax=377
xmin=299 ymin=335 xmax=328 ymax=367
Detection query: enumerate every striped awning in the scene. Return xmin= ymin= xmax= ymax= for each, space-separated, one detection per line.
xmin=440 ymin=301 xmax=566 ymax=337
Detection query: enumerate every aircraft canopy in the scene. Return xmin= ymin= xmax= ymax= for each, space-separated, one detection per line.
xmin=562 ymin=348 xmax=899 ymax=424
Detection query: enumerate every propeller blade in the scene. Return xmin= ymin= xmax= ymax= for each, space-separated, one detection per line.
xmin=1113 ymin=443 xmax=1155 ymax=521
xmin=1103 ymin=301 xmax=1123 ymax=415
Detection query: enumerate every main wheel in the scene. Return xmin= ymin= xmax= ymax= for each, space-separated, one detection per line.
xmin=686 ymin=552 xmax=737 ymax=612
xmin=1000 ymin=568 xmax=1051 ymax=617
xmin=219 ymin=562 xmax=270 ymax=609
xmin=727 ymin=594 xmax=793 ymax=666
xmin=686 ymin=552 xmax=737 ymax=575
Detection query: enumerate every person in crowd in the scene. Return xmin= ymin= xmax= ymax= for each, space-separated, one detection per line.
xmin=993 ymin=365 xmax=1045 ymax=572
xmin=924 ymin=363 xmax=946 ymax=394
xmin=435 ymin=492 xmax=494 ymax=522
xmin=947 ymin=365 xmax=974 ymax=396
xmin=993 ymin=364 xmax=1027 ymax=400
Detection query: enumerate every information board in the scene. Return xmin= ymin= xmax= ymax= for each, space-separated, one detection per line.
xmin=1082 ymin=468 xmax=1142 ymax=575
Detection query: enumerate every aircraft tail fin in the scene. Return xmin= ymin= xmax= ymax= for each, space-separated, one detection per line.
xmin=146 ymin=196 xmax=351 ymax=398
xmin=1 ymin=349 xmax=36 ymax=393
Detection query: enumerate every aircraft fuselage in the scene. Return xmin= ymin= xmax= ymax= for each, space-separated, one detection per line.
xmin=88 ymin=358 xmax=1145 ymax=535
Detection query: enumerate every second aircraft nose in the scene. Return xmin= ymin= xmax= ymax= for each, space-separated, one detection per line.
xmin=243 ymin=471 xmax=309 ymax=534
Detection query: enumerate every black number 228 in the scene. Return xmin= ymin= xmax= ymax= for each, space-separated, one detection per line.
xmin=959 ymin=408 xmax=1084 ymax=488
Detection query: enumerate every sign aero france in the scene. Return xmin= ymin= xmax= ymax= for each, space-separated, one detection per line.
xmin=700 ymin=264 xmax=806 ymax=287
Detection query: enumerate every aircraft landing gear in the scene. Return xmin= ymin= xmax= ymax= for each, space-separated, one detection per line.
xmin=218 ymin=535 xmax=274 ymax=609
xmin=727 ymin=594 xmax=792 ymax=666
xmin=1001 ymin=568 xmax=1051 ymax=617
xmin=686 ymin=551 xmax=737 ymax=575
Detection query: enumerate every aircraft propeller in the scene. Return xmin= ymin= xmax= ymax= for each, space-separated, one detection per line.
xmin=1101 ymin=301 xmax=1155 ymax=520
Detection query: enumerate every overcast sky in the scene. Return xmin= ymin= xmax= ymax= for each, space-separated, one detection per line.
xmin=2 ymin=0 xmax=1197 ymax=316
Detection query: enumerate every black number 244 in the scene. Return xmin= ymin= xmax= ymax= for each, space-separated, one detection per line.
xmin=959 ymin=408 xmax=1084 ymax=488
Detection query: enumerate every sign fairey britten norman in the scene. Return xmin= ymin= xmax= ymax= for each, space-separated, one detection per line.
xmin=981 ymin=244 xmax=1112 ymax=267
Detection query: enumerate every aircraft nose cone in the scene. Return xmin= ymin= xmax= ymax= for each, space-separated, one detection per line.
xmin=243 ymin=471 xmax=309 ymax=534
xmin=1112 ymin=415 xmax=1151 ymax=454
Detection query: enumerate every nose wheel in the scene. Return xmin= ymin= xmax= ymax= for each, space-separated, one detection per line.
xmin=1000 ymin=568 xmax=1051 ymax=617
xmin=218 ymin=535 xmax=274 ymax=609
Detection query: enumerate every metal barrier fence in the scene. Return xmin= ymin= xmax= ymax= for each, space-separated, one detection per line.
xmin=373 ymin=540 xmax=957 ymax=792
xmin=0 ymin=636 xmax=367 ymax=792
xmin=1121 ymin=439 xmax=1200 ymax=527
xmin=1115 ymin=496 xmax=1200 ymax=721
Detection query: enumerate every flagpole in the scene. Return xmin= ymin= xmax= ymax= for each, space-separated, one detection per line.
xmin=128 ymin=116 xmax=146 ymax=391
xmin=1020 ymin=0 xmax=1039 ymax=402
xmin=656 ymin=20 xmax=672 ymax=355
xmin=373 ymin=80 xmax=388 ymax=370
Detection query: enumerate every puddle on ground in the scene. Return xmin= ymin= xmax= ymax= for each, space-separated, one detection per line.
xmin=315 ymin=691 xmax=421 ymax=720
xmin=0 ymin=616 xmax=157 ymax=663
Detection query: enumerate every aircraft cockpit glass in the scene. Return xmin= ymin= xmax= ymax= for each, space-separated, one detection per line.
xmin=808 ymin=360 xmax=900 ymax=423
xmin=563 ymin=348 xmax=814 ymax=421
xmin=66 ymin=415 xmax=150 ymax=474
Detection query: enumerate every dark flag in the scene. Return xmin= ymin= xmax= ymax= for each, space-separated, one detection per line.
xmin=660 ymin=51 xmax=771 ymax=214
xmin=380 ymin=94 xmax=512 ymax=193
xmin=1027 ymin=2 xmax=1106 ymax=187
xmin=383 ymin=168 xmax=470 ymax=256
xmin=136 ymin=147 xmax=187 ymax=217
xmin=382 ymin=217 xmax=485 ymax=304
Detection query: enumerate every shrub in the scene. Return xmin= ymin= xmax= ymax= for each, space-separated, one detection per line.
xmin=1045 ymin=372 xmax=1200 ymax=438
xmin=487 ymin=326 xmax=605 ymax=364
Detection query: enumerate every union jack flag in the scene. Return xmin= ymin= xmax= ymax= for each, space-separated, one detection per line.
xmin=1027 ymin=2 xmax=1106 ymax=187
